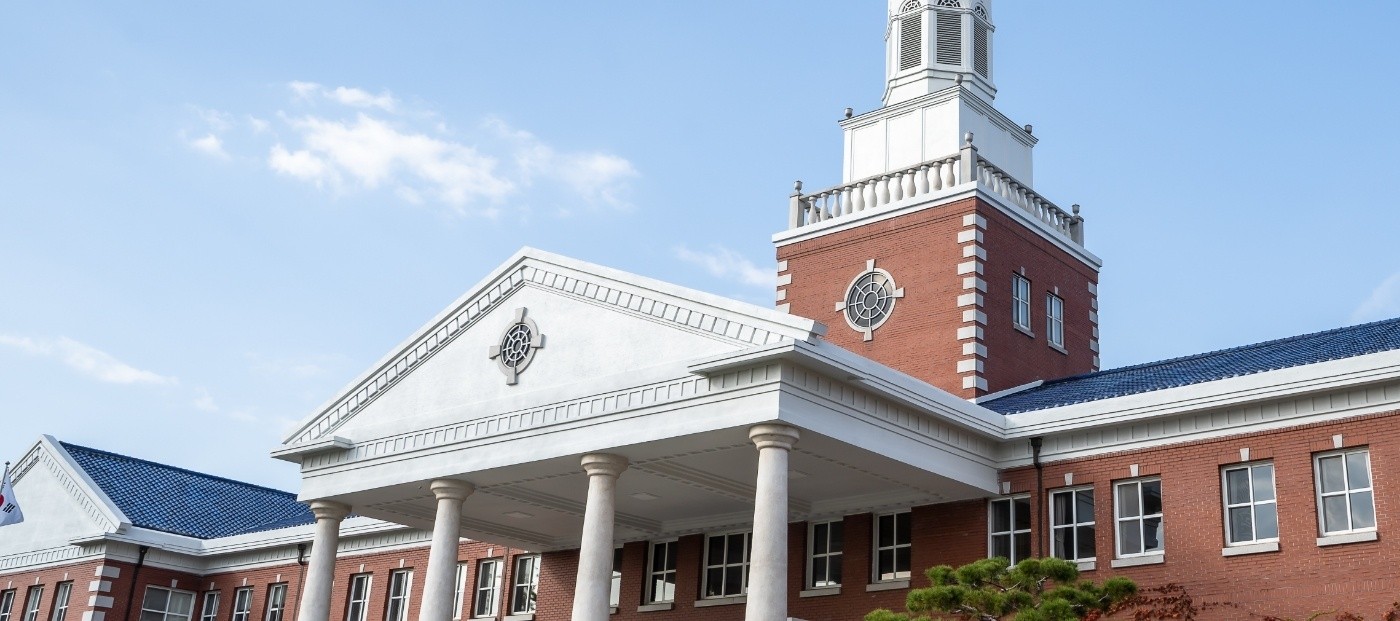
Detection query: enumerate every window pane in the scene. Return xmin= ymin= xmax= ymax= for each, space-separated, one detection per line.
xmin=1254 ymin=503 xmax=1278 ymax=539
xmin=828 ymin=556 xmax=842 ymax=586
xmin=1142 ymin=481 xmax=1162 ymax=515
xmin=1076 ymin=525 xmax=1095 ymax=559
xmin=704 ymin=569 xmax=723 ymax=598
xmin=1143 ymin=517 xmax=1163 ymax=551
xmin=990 ymin=534 xmax=1009 ymax=559
xmin=1322 ymin=495 xmax=1349 ymax=532
xmin=894 ymin=546 xmax=910 ymax=576
xmin=1252 ymin=465 xmax=1275 ymax=501
xmin=1052 ymin=493 xmax=1072 ymax=526
xmin=876 ymin=550 xmax=893 ymax=579
xmin=991 ymin=501 xmax=1010 ymax=532
xmin=1013 ymin=498 xmax=1031 ymax=530
xmin=725 ymin=534 xmax=745 ymax=563
xmin=1350 ymin=491 xmax=1376 ymax=529
xmin=1052 ymin=527 xmax=1072 ymax=558
xmin=1346 ymin=452 xmax=1371 ymax=489
xmin=1319 ymin=456 xmax=1345 ymax=493
xmin=811 ymin=557 xmax=827 ymax=583
xmin=829 ymin=522 xmax=843 ymax=551
xmin=145 ymin=590 xmax=169 ymax=612
xmin=1225 ymin=469 xmax=1251 ymax=504
xmin=141 ymin=613 xmax=164 ymax=621
xmin=1013 ymin=533 xmax=1031 ymax=563
xmin=1117 ymin=483 xmax=1139 ymax=518
xmin=1118 ymin=520 xmax=1141 ymax=555
xmin=1077 ymin=490 xmax=1094 ymax=523
xmin=664 ymin=542 xmax=677 ymax=569
xmin=1228 ymin=506 xmax=1253 ymax=543
xmin=654 ymin=575 xmax=674 ymax=602
xmin=651 ymin=545 xmax=666 ymax=573
xmin=707 ymin=537 xmax=724 ymax=565
xmin=722 ymin=567 xmax=743 ymax=596
xmin=878 ymin=515 xmax=894 ymax=547
xmin=812 ymin=523 xmax=828 ymax=554
xmin=896 ymin=513 xmax=911 ymax=544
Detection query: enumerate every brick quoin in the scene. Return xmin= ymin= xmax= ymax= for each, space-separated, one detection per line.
xmin=777 ymin=195 xmax=1097 ymax=399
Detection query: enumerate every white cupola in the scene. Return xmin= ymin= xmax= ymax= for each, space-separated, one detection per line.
xmin=884 ymin=0 xmax=996 ymax=106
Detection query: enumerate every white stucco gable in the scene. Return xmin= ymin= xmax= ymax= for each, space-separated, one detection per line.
xmin=0 ymin=437 xmax=129 ymax=571
xmin=276 ymin=247 xmax=824 ymax=457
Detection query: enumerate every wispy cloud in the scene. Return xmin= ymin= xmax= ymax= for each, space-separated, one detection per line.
xmin=188 ymin=133 xmax=229 ymax=159
xmin=673 ymin=245 xmax=773 ymax=288
xmin=0 ymin=335 xmax=176 ymax=385
xmin=1352 ymin=272 xmax=1400 ymax=323
xmin=193 ymin=388 xmax=219 ymax=412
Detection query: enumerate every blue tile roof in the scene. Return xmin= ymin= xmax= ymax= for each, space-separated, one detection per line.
xmin=982 ymin=317 xmax=1400 ymax=415
xmin=60 ymin=442 xmax=314 ymax=539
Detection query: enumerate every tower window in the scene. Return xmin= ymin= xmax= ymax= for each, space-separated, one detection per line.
xmin=1012 ymin=274 xmax=1031 ymax=331
xmin=837 ymin=260 xmax=905 ymax=341
xmin=935 ymin=11 xmax=961 ymax=65
xmin=1046 ymin=294 xmax=1064 ymax=349
xmin=899 ymin=13 xmax=922 ymax=70
xmin=972 ymin=9 xmax=990 ymax=77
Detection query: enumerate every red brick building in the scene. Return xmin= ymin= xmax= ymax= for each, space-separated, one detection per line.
xmin=5 ymin=1 xmax=1398 ymax=620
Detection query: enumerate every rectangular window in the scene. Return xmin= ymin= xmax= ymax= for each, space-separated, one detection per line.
xmin=1 ymin=589 xmax=17 ymax=621
xmin=1223 ymin=463 xmax=1278 ymax=545
xmin=385 ymin=571 xmax=411 ymax=621
xmin=1115 ymin=479 xmax=1163 ymax=557
xmin=230 ymin=588 xmax=252 ymax=621
xmin=451 ymin=565 xmax=466 ymax=620
xmin=510 ymin=555 xmax=539 ymax=615
xmin=345 ymin=575 xmax=371 ymax=621
xmin=647 ymin=541 xmax=677 ymax=603
xmin=473 ymin=559 xmax=501 ymax=619
xmin=703 ymin=531 xmax=751 ymax=598
xmin=874 ymin=512 xmax=911 ymax=582
xmin=1046 ymin=294 xmax=1064 ymax=348
xmin=1316 ymin=448 xmax=1375 ymax=535
xmin=607 ymin=549 xmax=622 ymax=609
xmin=808 ymin=520 xmax=844 ymax=589
xmin=199 ymin=593 xmax=219 ymax=621
xmin=1012 ymin=275 xmax=1032 ymax=330
xmin=1050 ymin=488 xmax=1096 ymax=561
xmin=21 ymin=587 xmax=42 ymax=621
xmin=142 ymin=587 xmax=195 ymax=621
xmin=262 ymin=585 xmax=286 ymax=621
xmin=49 ymin=583 xmax=72 ymax=621
xmin=989 ymin=496 xmax=1031 ymax=564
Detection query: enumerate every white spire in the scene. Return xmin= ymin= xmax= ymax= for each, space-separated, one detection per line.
xmin=884 ymin=0 xmax=996 ymax=106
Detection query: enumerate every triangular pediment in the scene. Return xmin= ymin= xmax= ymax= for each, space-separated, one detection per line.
xmin=278 ymin=248 xmax=823 ymax=452
xmin=0 ymin=437 xmax=129 ymax=567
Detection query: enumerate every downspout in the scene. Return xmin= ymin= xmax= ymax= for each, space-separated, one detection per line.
xmin=292 ymin=544 xmax=309 ymax=621
xmin=121 ymin=545 xmax=151 ymax=621
xmin=1030 ymin=437 xmax=1045 ymax=558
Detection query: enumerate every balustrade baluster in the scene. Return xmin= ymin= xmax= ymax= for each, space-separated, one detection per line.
xmin=944 ymin=159 xmax=957 ymax=187
xmin=916 ymin=165 xmax=931 ymax=194
xmin=877 ymin=176 xmax=891 ymax=205
xmin=889 ymin=173 xmax=903 ymax=202
xmin=902 ymin=169 xmax=916 ymax=198
xmin=851 ymin=182 xmax=865 ymax=212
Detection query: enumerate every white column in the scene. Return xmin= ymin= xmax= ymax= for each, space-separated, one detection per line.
xmin=745 ymin=424 xmax=800 ymax=621
xmin=418 ymin=479 xmax=475 ymax=621
xmin=571 ymin=453 xmax=628 ymax=621
xmin=296 ymin=499 xmax=351 ymax=621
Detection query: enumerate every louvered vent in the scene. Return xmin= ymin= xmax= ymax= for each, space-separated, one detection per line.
xmin=973 ymin=19 xmax=989 ymax=77
xmin=899 ymin=14 xmax=922 ymax=70
xmin=935 ymin=12 xmax=961 ymax=65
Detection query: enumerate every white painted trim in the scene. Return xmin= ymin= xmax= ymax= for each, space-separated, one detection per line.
xmin=972 ymin=380 xmax=1042 ymax=404
xmin=693 ymin=596 xmax=745 ymax=608
xmin=635 ymin=603 xmax=672 ymax=613
xmin=798 ymin=588 xmax=840 ymax=598
xmin=1317 ymin=531 xmax=1378 ymax=547
xmin=1221 ymin=542 xmax=1278 ymax=556
xmin=864 ymin=580 xmax=909 ymax=592
xmin=1109 ymin=554 xmax=1163 ymax=568
xmin=1075 ymin=560 xmax=1096 ymax=572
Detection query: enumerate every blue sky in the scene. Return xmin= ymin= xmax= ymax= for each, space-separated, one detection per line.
xmin=3 ymin=1 xmax=1399 ymax=491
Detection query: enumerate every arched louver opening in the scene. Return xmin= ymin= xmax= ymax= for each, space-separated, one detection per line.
xmin=935 ymin=10 xmax=961 ymax=66
xmin=898 ymin=2 xmax=922 ymax=71
xmin=973 ymin=5 xmax=991 ymax=77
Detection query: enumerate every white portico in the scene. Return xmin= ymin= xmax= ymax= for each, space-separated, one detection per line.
xmin=273 ymin=248 xmax=1005 ymax=621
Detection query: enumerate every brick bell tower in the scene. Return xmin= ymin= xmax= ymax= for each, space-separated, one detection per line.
xmin=774 ymin=0 xmax=1102 ymax=400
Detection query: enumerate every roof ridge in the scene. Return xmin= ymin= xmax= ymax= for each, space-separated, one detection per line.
xmin=59 ymin=441 xmax=298 ymax=499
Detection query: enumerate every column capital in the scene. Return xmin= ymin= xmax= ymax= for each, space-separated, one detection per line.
xmin=580 ymin=453 xmax=629 ymax=478
xmin=749 ymin=424 xmax=800 ymax=451
xmin=429 ymin=478 xmax=476 ymax=502
xmin=307 ymin=499 xmax=352 ymax=521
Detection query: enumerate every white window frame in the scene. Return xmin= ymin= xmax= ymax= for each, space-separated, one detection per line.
xmin=510 ymin=555 xmax=539 ymax=615
xmin=646 ymin=540 xmax=677 ymax=604
xmin=1046 ymin=293 xmax=1064 ymax=348
xmin=230 ymin=588 xmax=252 ymax=621
xmin=385 ymin=570 xmax=412 ymax=621
xmin=988 ymin=496 xmax=1032 ymax=564
xmin=21 ymin=587 xmax=42 ymax=621
xmin=701 ymin=530 xmax=751 ymax=598
xmin=344 ymin=575 xmax=371 ymax=621
xmin=1 ymin=589 xmax=17 ymax=621
xmin=1314 ymin=448 xmax=1376 ymax=536
xmin=1222 ymin=462 xmax=1279 ymax=546
xmin=1114 ymin=478 xmax=1164 ymax=558
xmin=1049 ymin=487 xmax=1095 ymax=562
xmin=48 ymin=583 xmax=72 ymax=621
xmin=472 ymin=559 xmax=502 ymax=619
xmin=873 ymin=511 xmax=912 ymax=582
xmin=199 ymin=592 xmax=219 ymax=621
xmin=262 ymin=584 xmax=286 ymax=621
xmin=451 ymin=564 xmax=467 ymax=620
xmin=142 ymin=586 xmax=196 ymax=621
xmin=1012 ymin=274 xmax=1032 ymax=331
xmin=807 ymin=519 xmax=844 ymax=589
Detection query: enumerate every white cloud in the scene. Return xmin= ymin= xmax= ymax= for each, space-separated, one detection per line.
xmin=188 ymin=133 xmax=229 ymax=159
xmin=487 ymin=118 xmax=637 ymax=209
xmin=1352 ymin=272 xmax=1400 ymax=323
xmin=269 ymin=144 xmax=334 ymax=186
xmin=193 ymin=388 xmax=219 ymax=412
xmin=288 ymin=81 xmax=322 ymax=101
xmin=248 ymin=116 xmax=271 ymax=134
xmin=327 ymin=86 xmax=397 ymax=112
xmin=0 ymin=335 xmax=176 ymax=385
xmin=673 ymin=245 xmax=774 ymax=288
xmin=194 ymin=107 xmax=233 ymax=132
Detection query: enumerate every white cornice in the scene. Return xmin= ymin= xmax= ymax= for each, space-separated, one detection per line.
xmin=842 ymin=87 xmax=1033 ymax=149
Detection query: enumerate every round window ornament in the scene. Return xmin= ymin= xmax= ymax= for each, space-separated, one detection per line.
xmin=488 ymin=308 xmax=545 ymax=385
xmin=834 ymin=259 xmax=904 ymax=341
